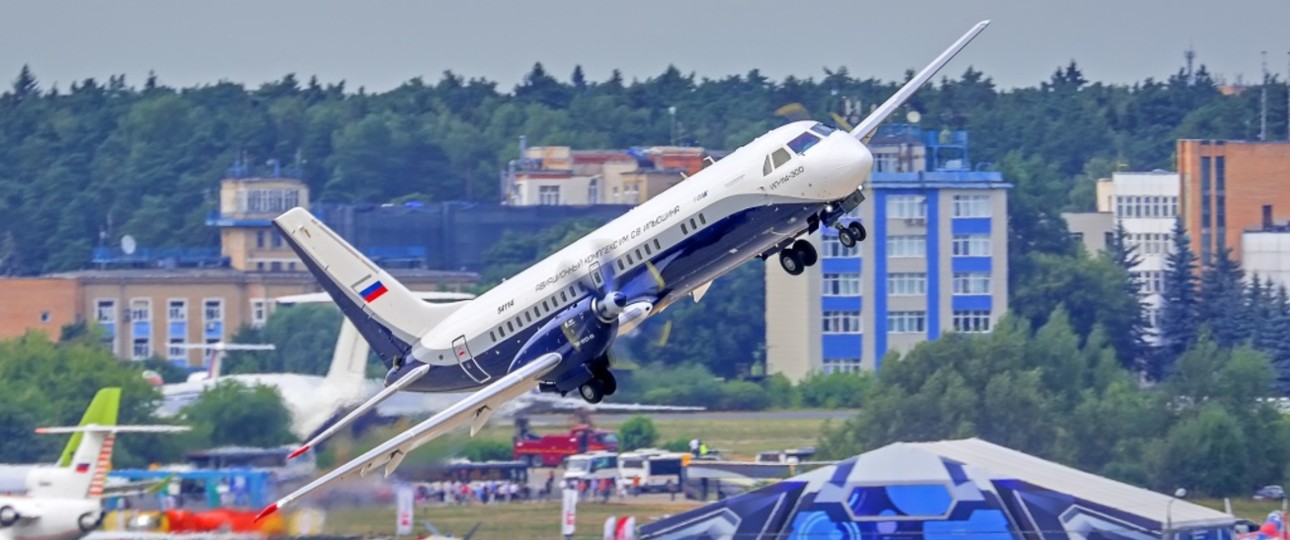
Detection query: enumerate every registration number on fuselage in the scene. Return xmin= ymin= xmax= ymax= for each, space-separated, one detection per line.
xmin=769 ymin=166 xmax=806 ymax=191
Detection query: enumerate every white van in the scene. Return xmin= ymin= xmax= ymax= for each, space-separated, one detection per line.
xmin=618 ymin=451 xmax=686 ymax=493
xmin=563 ymin=452 xmax=619 ymax=482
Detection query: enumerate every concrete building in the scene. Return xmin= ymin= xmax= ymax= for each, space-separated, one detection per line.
xmin=505 ymin=142 xmax=710 ymax=206
xmin=766 ymin=127 xmax=1009 ymax=380
xmin=1092 ymin=171 xmax=1180 ymax=336
xmin=1242 ymin=222 xmax=1290 ymax=290
xmin=0 ymin=174 xmax=477 ymax=368
xmin=1178 ymin=139 xmax=1290 ymax=264
xmin=1063 ymin=211 xmax=1115 ymax=255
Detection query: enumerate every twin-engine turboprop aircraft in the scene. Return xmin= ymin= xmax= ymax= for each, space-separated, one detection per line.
xmin=257 ymin=20 xmax=991 ymax=519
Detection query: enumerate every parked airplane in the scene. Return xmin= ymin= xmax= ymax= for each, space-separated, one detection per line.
xmin=0 ymin=388 xmax=187 ymax=540
xmin=257 ymin=20 xmax=991 ymax=519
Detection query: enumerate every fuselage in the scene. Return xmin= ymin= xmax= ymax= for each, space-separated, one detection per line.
xmin=0 ymin=495 xmax=99 ymax=540
xmin=393 ymin=121 xmax=873 ymax=392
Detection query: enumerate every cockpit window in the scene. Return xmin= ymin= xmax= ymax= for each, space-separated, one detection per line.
xmin=771 ymin=148 xmax=792 ymax=168
xmin=787 ymin=131 xmax=822 ymax=155
xmin=763 ymin=155 xmax=773 ymax=176
xmin=811 ymin=123 xmax=837 ymax=137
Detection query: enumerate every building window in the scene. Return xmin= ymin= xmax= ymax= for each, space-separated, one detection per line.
xmin=96 ymin=299 xmax=116 ymax=323
xmin=167 ymin=299 xmax=186 ymax=321
xmin=204 ymin=299 xmax=223 ymax=322
xmin=256 ymin=231 xmax=266 ymax=248
xmin=823 ymin=273 xmax=862 ymax=296
xmin=1131 ymin=270 xmax=1165 ymax=295
xmin=168 ymin=337 xmax=185 ymax=360
xmin=888 ymin=311 xmax=926 ymax=333
xmin=888 ymin=235 xmax=926 ymax=258
xmin=951 ymin=234 xmax=991 ymax=257
xmin=952 ymin=310 xmax=992 ymax=333
xmin=588 ymin=179 xmax=599 ymax=204
xmin=887 ymin=195 xmax=926 ymax=219
xmin=538 ymin=185 xmax=561 ymax=206
xmin=129 ymin=299 xmax=151 ymax=323
xmin=951 ymin=194 xmax=991 ymax=217
xmin=250 ymin=300 xmax=268 ymax=328
xmin=625 ymin=184 xmax=640 ymax=204
xmin=823 ymin=359 xmax=864 ymax=374
xmin=823 ymin=241 xmax=859 ymax=258
xmin=888 ymin=273 xmax=927 ymax=296
xmin=132 ymin=338 xmax=150 ymax=360
xmin=952 ymin=272 xmax=992 ymax=295
xmin=1127 ymin=233 xmax=1170 ymax=256
xmin=822 ymin=311 xmax=862 ymax=334
xmin=246 ymin=188 xmax=302 ymax=213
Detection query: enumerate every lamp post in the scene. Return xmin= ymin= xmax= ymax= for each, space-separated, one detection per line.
xmin=1166 ymin=488 xmax=1187 ymax=540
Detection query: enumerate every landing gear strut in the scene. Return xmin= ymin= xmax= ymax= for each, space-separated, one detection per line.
xmin=578 ymin=363 xmax=618 ymax=404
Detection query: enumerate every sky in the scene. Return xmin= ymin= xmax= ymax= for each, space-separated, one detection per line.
xmin=3 ymin=1 xmax=1290 ymax=94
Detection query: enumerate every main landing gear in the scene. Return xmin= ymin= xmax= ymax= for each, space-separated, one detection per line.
xmin=578 ymin=363 xmax=618 ymax=404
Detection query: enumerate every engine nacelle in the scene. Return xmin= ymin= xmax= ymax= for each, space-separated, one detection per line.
xmin=0 ymin=505 xmax=20 ymax=527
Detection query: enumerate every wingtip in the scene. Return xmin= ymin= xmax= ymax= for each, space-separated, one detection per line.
xmin=287 ymin=445 xmax=310 ymax=461
xmin=254 ymin=503 xmax=279 ymax=522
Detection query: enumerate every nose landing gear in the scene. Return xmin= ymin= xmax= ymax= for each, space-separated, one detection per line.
xmin=778 ymin=238 xmax=818 ymax=275
xmin=837 ymin=221 xmax=867 ymax=248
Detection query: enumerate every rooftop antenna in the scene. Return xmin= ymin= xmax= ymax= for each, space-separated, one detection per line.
xmin=1260 ymin=51 xmax=1268 ymax=141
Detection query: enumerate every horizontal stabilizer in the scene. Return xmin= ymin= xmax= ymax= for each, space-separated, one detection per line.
xmin=36 ymin=425 xmax=191 ymax=434
xmin=850 ymin=20 xmax=990 ymax=141
xmin=288 ymin=364 xmax=431 ymax=461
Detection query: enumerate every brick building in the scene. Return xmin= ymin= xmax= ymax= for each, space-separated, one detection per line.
xmin=1178 ymin=139 xmax=1290 ymax=264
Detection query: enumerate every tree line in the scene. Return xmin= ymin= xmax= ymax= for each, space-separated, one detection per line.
xmin=1 ymin=59 xmax=1286 ymax=276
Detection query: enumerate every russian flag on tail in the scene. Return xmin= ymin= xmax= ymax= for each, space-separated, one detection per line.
xmin=359 ymin=281 xmax=388 ymax=303
xmin=75 ymin=463 xmax=90 ymax=473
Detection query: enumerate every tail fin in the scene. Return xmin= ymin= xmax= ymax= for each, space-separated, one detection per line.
xmin=30 ymin=388 xmax=189 ymax=500
xmin=273 ymin=207 xmax=461 ymax=367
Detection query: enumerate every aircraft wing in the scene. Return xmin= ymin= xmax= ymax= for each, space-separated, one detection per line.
xmin=257 ymin=352 xmax=563 ymax=519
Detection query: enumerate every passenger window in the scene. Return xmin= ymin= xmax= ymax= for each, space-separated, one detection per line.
xmin=681 ymin=223 xmax=689 ymax=235
xmin=560 ymin=290 xmax=568 ymax=303
xmin=533 ymin=307 xmax=541 ymax=319
xmin=690 ymin=218 xmax=698 ymax=230
xmin=498 ymin=325 xmax=506 ymax=337
xmin=699 ymin=214 xmax=707 ymax=225
xmin=654 ymin=239 xmax=662 ymax=250
xmin=635 ymin=248 xmax=643 ymax=260
xmin=569 ymin=286 xmax=577 ymax=298
xmin=506 ymin=321 xmax=514 ymax=333
xmin=524 ymin=312 xmax=532 ymax=324
xmin=625 ymin=253 xmax=634 ymax=265
xmin=617 ymin=260 xmax=625 ymax=271
xmin=771 ymin=148 xmax=792 ymax=168
xmin=489 ymin=331 xmax=496 ymax=342
xmin=762 ymin=155 xmax=773 ymax=175
xmin=644 ymin=244 xmax=652 ymax=255
xmin=542 ymin=300 xmax=550 ymax=312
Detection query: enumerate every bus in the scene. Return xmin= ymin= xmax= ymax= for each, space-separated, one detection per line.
xmin=618 ymin=451 xmax=687 ymax=493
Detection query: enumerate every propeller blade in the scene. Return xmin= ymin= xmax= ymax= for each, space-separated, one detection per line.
xmin=654 ymin=320 xmax=673 ymax=347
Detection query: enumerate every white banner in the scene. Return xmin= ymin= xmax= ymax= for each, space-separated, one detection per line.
xmin=396 ymin=484 xmax=414 ymax=536
xmin=561 ymin=487 xmax=579 ymax=537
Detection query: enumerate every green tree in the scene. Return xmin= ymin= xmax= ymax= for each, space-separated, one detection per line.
xmin=797 ymin=371 xmax=871 ymax=409
xmin=1157 ymin=219 xmax=1200 ymax=377
xmin=179 ymin=380 xmax=294 ymax=448
xmin=1197 ymin=248 xmax=1247 ymax=347
xmin=618 ymin=415 xmax=659 ymax=451
xmin=224 ymin=303 xmax=344 ymax=375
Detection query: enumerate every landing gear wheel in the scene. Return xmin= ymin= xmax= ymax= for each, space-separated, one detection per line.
xmin=579 ymin=379 xmax=605 ymax=404
xmin=837 ymin=227 xmax=857 ymax=248
xmin=849 ymin=222 xmax=867 ymax=242
xmin=78 ymin=512 xmax=103 ymax=533
xmin=792 ymin=239 xmax=818 ymax=267
xmin=0 ymin=505 xmax=19 ymax=527
xmin=778 ymin=249 xmax=805 ymax=276
xmin=599 ymin=370 xmax=618 ymax=396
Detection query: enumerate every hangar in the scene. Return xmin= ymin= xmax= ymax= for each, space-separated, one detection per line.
xmin=642 ymin=438 xmax=1236 ymax=540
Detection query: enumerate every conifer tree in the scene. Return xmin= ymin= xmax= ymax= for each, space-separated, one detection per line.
xmin=1198 ymin=248 xmax=1246 ymax=347
xmin=1100 ymin=221 xmax=1150 ymax=371
xmin=1156 ymin=219 xmax=1199 ymax=378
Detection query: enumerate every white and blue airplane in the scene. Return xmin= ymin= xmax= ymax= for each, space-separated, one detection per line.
xmin=257 ymin=20 xmax=990 ymax=519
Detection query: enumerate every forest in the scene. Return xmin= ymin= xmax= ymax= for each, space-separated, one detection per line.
xmin=0 ymin=60 xmax=1285 ymax=277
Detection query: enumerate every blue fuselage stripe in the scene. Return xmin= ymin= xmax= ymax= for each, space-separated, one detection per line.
xmin=406 ymin=199 xmax=825 ymax=392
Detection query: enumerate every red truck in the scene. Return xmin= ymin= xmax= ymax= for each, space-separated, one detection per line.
xmin=513 ymin=424 xmax=619 ymax=467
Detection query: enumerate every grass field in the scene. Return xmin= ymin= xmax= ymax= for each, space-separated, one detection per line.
xmin=325 ymin=499 xmax=704 ymax=540
xmin=1192 ymin=497 xmax=1285 ymax=522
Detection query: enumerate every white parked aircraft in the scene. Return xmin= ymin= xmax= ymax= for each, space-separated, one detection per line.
xmin=0 ymin=388 xmax=187 ymax=540
xmin=257 ymin=21 xmax=991 ymax=519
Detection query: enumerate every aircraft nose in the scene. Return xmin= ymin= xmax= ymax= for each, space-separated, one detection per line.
xmin=816 ymin=134 xmax=872 ymax=188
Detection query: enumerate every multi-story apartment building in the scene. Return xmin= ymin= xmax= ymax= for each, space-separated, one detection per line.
xmin=765 ymin=127 xmax=1010 ymax=381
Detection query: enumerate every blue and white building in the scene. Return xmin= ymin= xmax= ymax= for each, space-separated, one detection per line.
xmin=765 ymin=127 xmax=1010 ymax=380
